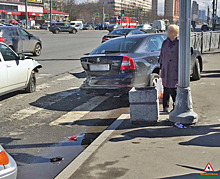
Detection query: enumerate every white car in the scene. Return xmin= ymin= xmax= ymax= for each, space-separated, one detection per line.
xmin=0 ymin=43 xmax=42 ymax=96
xmin=0 ymin=145 xmax=17 ymax=179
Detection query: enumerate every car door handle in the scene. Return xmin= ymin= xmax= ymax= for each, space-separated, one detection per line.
xmin=6 ymin=64 xmax=11 ymax=68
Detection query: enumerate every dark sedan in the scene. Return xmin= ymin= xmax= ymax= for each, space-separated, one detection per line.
xmin=102 ymin=28 xmax=145 ymax=43
xmin=50 ymin=22 xmax=77 ymax=34
xmin=0 ymin=26 xmax=42 ymax=56
xmin=80 ymin=34 xmax=203 ymax=95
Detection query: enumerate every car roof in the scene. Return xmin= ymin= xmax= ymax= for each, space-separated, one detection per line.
xmin=0 ymin=26 xmax=18 ymax=29
xmin=109 ymin=33 xmax=165 ymax=40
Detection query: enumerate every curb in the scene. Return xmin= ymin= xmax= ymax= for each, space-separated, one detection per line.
xmin=55 ymin=113 xmax=129 ymax=179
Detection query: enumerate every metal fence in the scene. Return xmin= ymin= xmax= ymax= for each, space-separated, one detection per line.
xmin=191 ymin=31 xmax=220 ymax=53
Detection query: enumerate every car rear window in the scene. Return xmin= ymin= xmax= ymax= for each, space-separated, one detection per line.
xmin=91 ymin=37 xmax=143 ymax=54
xmin=0 ymin=27 xmax=18 ymax=37
xmin=110 ymin=29 xmax=132 ymax=35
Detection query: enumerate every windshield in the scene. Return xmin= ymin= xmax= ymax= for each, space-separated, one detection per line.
xmin=90 ymin=37 xmax=143 ymax=55
xmin=110 ymin=29 xmax=132 ymax=35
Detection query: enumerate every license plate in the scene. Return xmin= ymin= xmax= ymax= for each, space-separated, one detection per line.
xmin=90 ymin=64 xmax=110 ymax=71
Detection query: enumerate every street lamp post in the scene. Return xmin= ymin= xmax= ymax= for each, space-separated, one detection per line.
xmin=50 ymin=0 xmax=52 ymax=27
xmin=25 ymin=0 xmax=28 ymax=29
xmin=169 ymin=0 xmax=198 ymax=125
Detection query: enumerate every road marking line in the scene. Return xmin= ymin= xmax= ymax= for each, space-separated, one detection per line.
xmin=57 ymin=74 xmax=76 ymax=81
xmin=55 ymin=114 xmax=129 ymax=179
xmin=50 ymin=96 xmax=109 ymax=126
xmin=36 ymin=83 xmax=51 ymax=91
xmin=10 ymin=87 xmax=79 ymax=121
xmin=36 ymin=74 xmax=51 ymax=79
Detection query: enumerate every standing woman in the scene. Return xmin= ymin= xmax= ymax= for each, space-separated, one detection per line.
xmin=159 ymin=25 xmax=179 ymax=113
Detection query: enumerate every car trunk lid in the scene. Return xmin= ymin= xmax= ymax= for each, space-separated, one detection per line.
xmin=81 ymin=54 xmax=135 ymax=76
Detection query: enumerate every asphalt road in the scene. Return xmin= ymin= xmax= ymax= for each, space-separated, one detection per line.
xmin=0 ymin=29 xmax=219 ymax=179
xmin=0 ymin=30 xmax=129 ymax=179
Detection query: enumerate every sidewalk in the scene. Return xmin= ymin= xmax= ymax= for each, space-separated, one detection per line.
xmin=69 ymin=112 xmax=220 ymax=179
xmin=58 ymin=52 xmax=220 ymax=179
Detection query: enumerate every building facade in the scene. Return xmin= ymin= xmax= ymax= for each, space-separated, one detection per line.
xmin=199 ymin=10 xmax=206 ymax=21
xmin=192 ymin=0 xmax=199 ymax=21
xmin=0 ymin=0 xmax=44 ymax=20
xmin=164 ymin=0 xmax=179 ymax=23
xmin=100 ymin=0 xmax=153 ymax=22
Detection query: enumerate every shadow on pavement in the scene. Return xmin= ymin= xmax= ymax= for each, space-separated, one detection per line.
xmin=30 ymin=89 xmax=129 ymax=112
xmin=202 ymin=70 xmax=220 ymax=78
xmin=161 ymin=164 xmax=220 ymax=179
xmin=0 ymin=137 xmax=21 ymax=145
xmin=69 ymin=71 xmax=86 ymax=79
xmin=109 ymin=120 xmax=220 ymax=148
xmin=0 ymin=90 xmax=26 ymax=101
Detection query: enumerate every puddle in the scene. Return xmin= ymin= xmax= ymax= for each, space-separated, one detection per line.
xmin=17 ymin=134 xmax=85 ymax=179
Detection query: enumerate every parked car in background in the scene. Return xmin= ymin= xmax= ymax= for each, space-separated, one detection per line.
xmin=201 ymin=24 xmax=210 ymax=31
xmin=50 ymin=22 xmax=77 ymax=34
xmin=0 ymin=42 xmax=42 ymax=96
xmin=0 ymin=145 xmax=17 ymax=179
xmin=102 ymin=28 xmax=145 ymax=42
xmin=136 ymin=24 xmax=159 ymax=33
xmin=0 ymin=26 xmax=42 ymax=56
xmin=40 ymin=23 xmax=49 ymax=30
xmin=80 ymin=34 xmax=203 ymax=95
xmin=82 ymin=24 xmax=93 ymax=30
xmin=70 ymin=21 xmax=83 ymax=30
xmin=34 ymin=23 xmax=41 ymax=30
xmin=107 ymin=24 xmax=124 ymax=32
xmin=152 ymin=20 xmax=166 ymax=32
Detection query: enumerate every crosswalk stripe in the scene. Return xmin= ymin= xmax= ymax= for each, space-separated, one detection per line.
xmin=57 ymin=74 xmax=76 ymax=81
xmin=36 ymin=74 xmax=51 ymax=80
xmin=36 ymin=83 xmax=51 ymax=91
xmin=50 ymin=96 xmax=109 ymax=126
xmin=10 ymin=87 xmax=79 ymax=121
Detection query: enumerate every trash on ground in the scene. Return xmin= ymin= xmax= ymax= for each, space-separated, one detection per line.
xmin=68 ymin=136 xmax=77 ymax=141
xmin=50 ymin=156 xmax=64 ymax=163
xmin=174 ymin=122 xmax=187 ymax=129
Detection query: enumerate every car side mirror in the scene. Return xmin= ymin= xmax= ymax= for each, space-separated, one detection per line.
xmin=19 ymin=54 xmax=25 ymax=60
xmin=191 ymin=47 xmax=193 ymax=55
xmin=84 ymin=53 xmax=90 ymax=55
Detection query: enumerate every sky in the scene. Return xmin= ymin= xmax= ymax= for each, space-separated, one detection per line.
xmin=158 ymin=0 xmax=220 ymax=16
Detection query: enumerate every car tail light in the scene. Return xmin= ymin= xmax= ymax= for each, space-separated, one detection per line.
xmin=0 ymin=38 xmax=5 ymax=42
xmin=102 ymin=36 xmax=107 ymax=41
xmin=0 ymin=151 xmax=9 ymax=165
xmin=121 ymin=56 xmax=136 ymax=70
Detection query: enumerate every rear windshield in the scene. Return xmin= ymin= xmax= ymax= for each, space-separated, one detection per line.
xmin=0 ymin=27 xmax=18 ymax=37
xmin=91 ymin=37 xmax=143 ymax=54
xmin=110 ymin=29 xmax=132 ymax=35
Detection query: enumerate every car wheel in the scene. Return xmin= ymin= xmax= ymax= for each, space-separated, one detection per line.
xmin=55 ymin=29 xmax=59 ymax=34
xmin=192 ymin=58 xmax=201 ymax=81
xmin=72 ymin=29 xmax=77 ymax=34
xmin=25 ymin=71 xmax=36 ymax=93
xmin=149 ymin=73 xmax=160 ymax=87
xmin=33 ymin=43 xmax=41 ymax=56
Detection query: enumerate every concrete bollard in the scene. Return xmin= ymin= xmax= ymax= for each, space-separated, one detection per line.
xmin=129 ymin=87 xmax=159 ymax=124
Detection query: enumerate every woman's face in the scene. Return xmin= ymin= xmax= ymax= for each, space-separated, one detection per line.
xmin=167 ymin=27 xmax=177 ymax=39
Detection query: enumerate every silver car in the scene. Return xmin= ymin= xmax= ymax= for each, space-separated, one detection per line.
xmin=0 ymin=145 xmax=17 ymax=179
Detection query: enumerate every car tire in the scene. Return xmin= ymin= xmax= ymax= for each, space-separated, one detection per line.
xmin=149 ymin=73 xmax=160 ymax=87
xmin=71 ymin=29 xmax=77 ymax=34
xmin=55 ymin=29 xmax=59 ymax=34
xmin=192 ymin=58 xmax=201 ymax=81
xmin=25 ymin=71 xmax=36 ymax=93
xmin=33 ymin=43 xmax=41 ymax=56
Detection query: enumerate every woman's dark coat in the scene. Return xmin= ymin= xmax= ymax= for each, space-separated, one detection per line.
xmin=159 ymin=38 xmax=179 ymax=88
